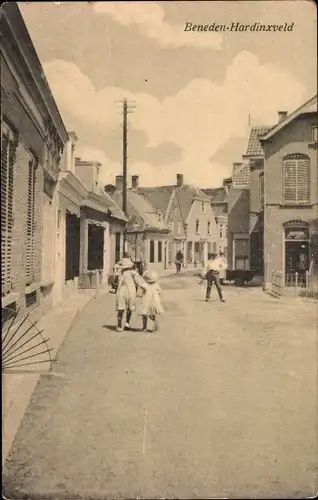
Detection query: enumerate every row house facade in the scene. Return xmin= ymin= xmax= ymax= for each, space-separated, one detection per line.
xmin=1 ymin=3 xmax=69 ymax=317
xmin=135 ymin=174 xmax=220 ymax=269
xmin=226 ymin=163 xmax=251 ymax=270
xmin=75 ymin=161 xmax=127 ymax=287
xmin=259 ymin=95 xmax=318 ymax=289
xmin=1 ymin=3 xmax=127 ymax=320
xmin=203 ymin=183 xmax=229 ymax=257
xmin=105 ymin=173 xmax=221 ymax=271
xmin=106 ymin=175 xmax=170 ymax=274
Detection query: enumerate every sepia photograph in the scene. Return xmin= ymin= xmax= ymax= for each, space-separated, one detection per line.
xmin=1 ymin=0 xmax=317 ymax=498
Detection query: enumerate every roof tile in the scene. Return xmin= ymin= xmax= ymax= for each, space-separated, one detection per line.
xmin=245 ymin=126 xmax=272 ymax=156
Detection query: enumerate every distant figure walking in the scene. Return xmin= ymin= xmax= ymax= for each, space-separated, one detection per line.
xmin=175 ymin=250 xmax=184 ymax=273
xmin=115 ymin=256 xmax=144 ymax=331
xmin=219 ymin=251 xmax=228 ymax=285
xmin=200 ymin=253 xmax=226 ymax=303
xmin=139 ymin=270 xmax=164 ymax=332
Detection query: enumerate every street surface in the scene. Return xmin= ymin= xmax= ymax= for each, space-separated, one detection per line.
xmin=3 ymin=274 xmax=317 ymax=499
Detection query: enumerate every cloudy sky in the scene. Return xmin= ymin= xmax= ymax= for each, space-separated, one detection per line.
xmin=20 ymin=1 xmax=316 ymax=187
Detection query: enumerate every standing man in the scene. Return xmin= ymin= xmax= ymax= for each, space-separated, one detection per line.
xmin=201 ymin=253 xmax=226 ymax=302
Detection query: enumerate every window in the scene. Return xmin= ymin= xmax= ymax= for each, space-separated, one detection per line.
xmin=195 ymin=219 xmax=199 ymax=234
xmin=312 ymin=126 xmax=318 ymax=142
xmin=283 ymin=153 xmax=310 ymax=203
xmin=259 ymin=172 xmax=264 ymax=208
xmin=26 ymin=156 xmax=37 ymax=285
xmin=177 ymin=222 xmax=181 ymax=235
xmin=150 ymin=240 xmax=155 ymax=263
xmin=201 ymin=202 xmax=205 ymax=214
xmin=212 ymin=242 xmax=217 ymax=253
xmin=219 ymin=224 xmax=223 ymax=239
xmin=207 ymin=221 xmax=211 ymax=234
xmin=158 ymin=241 xmax=162 ymax=262
xmin=1 ymin=124 xmax=15 ymax=296
xmin=158 ymin=212 xmax=162 ymax=225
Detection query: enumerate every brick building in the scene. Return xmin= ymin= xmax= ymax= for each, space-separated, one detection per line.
xmin=260 ymin=95 xmax=318 ymax=289
xmin=242 ymin=125 xmax=273 ymax=274
xmin=227 ymin=162 xmax=250 ymax=270
xmin=75 ymin=159 xmax=127 ymax=288
xmin=202 ymin=183 xmax=229 ymax=256
xmin=139 ymin=174 xmax=219 ymax=269
xmin=107 ymin=175 xmax=170 ymax=274
xmin=1 ymin=3 xmax=68 ymax=317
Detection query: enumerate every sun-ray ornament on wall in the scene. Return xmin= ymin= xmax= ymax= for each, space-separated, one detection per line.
xmin=2 ymin=308 xmax=53 ymax=373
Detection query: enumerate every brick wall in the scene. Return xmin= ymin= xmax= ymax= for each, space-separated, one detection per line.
xmin=227 ymin=188 xmax=250 ymax=269
xmin=264 ymin=114 xmax=318 ymax=286
xmin=2 ymin=81 xmax=45 ymax=316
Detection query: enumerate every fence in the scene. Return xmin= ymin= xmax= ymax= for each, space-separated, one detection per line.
xmin=271 ymin=270 xmax=318 ymax=299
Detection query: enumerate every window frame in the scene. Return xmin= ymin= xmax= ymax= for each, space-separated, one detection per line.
xmin=1 ymin=122 xmax=16 ymax=296
xmin=201 ymin=202 xmax=205 ymax=214
xmin=207 ymin=220 xmax=211 ymax=235
xmin=282 ymin=153 xmax=310 ymax=204
xmin=195 ymin=219 xmax=200 ymax=234
xmin=149 ymin=240 xmax=155 ymax=263
xmin=158 ymin=240 xmax=162 ymax=263
xmin=312 ymin=125 xmax=318 ymax=142
xmin=259 ymin=172 xmax=264 ymax=208
xmin=26 ymin=154 xmax=37 ymax=286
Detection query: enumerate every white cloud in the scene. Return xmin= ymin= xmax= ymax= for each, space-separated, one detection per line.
xmin=44 ymin=51 xmax=307 ymax=187
xmin=92 ymin=1 xmax=223 ymax=51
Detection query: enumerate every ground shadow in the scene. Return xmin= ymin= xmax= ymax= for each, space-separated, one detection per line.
xmin=102 ymin=325 xmax=141 ymax=333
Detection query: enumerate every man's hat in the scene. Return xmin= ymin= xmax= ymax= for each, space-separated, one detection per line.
xmin=117 ymin=257 xmax=134 ymax=269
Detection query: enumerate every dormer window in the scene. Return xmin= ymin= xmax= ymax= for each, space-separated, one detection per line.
xmin=196 ymin=219 xmax=200 ymax=234
xmin=201 ymin=202 xmax=205 ymax=214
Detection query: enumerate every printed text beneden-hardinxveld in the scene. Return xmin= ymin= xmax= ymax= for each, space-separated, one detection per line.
xmin=184 ymin=22 xmax=295 ymax=32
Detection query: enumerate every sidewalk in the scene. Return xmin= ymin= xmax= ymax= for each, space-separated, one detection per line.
xmin=2 ymin=286 xmax=109 ymax=465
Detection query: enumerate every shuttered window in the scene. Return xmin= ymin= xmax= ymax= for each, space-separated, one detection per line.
xmin=283 ymin=154 xmax=310 ymax=203
xmin=158 ymin=241 xmax=162 ymax=263
xmin=26 ymin=156 xmax=36 ymax=285
xmin=149 ymin=240 xmax=155 ymax=263
xmin=1 ymin=124 xmax=15 ymax=296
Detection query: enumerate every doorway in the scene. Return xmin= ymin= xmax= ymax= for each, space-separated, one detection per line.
xmin=284 ymin=225 xmax=310 ymax=285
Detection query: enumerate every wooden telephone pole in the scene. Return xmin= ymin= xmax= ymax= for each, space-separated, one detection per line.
xmin=116 ymin=98 xmax=136 ymax=250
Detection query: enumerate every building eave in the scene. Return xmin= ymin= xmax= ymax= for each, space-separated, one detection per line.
xmin=2 ymin=3 xmax=68 ymax=144
xmin=58 ymin=171 xmax=88 ymax=203
xmin=260 ymin=94 xmax=318 ymax=142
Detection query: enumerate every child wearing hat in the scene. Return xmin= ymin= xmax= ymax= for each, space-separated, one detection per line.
xmin=115 ymin=256 xmax=144 ymax=332
xmin=139 ymin=270 xmax=164 ymax=332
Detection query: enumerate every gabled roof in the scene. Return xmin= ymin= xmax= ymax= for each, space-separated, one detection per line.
xmin=139 ymin=184 xmax=210 ymax=222
xmin=96 ymin=188 xmax=127 ymax=221
xmin=137 ymin=186 xmax=175 ymax=219
xmin=111 ymin=189 xmax=168 ymax=230
xmin=244 ymin=126 xmax=272 ymax=157
xmin=202 ymin=187 xmax=228 ymax=203
xmin=260 ymin=94 xmax=318 ymax=142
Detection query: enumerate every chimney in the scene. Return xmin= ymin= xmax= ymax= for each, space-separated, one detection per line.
xmin=131 ymin=175 xmax=139 ymax=190
xmin=278 ymin=111 xmax=288 ymax=123
xmin=116 ymin=175 xmax=123 ymax=190
xmin=176 ymin=173 xmax=184 ymax=187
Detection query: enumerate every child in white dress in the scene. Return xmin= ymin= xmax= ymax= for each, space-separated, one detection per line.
xmin=115 ymin=257 xmax=143 ymax=331
xmin=139 ymin=271 xmax=164 ymax=332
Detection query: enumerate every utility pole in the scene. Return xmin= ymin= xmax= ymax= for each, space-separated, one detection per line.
xmin=116 ymin=98 xmax=136 ymax=251
xmin=122 ymin=98 xmax=128 ymax=217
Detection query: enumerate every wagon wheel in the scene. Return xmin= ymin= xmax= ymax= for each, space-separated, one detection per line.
xmin=2 ymin=307 xmax=53 ymax=373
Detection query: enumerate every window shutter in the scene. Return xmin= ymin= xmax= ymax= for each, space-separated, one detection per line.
xmin=283 ymin=155 xmax=310 ymax=203
xmin=1 ymin=129 xmax=14 ymax=296
xmin=283 ymin=160 xmax=297 ymax=202
xmin=26 ymin=157 xmax=36 ymax=285
xmin=297 ymin=159 xmax=310 ymax=201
